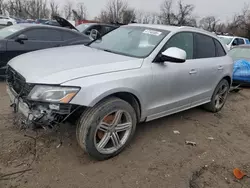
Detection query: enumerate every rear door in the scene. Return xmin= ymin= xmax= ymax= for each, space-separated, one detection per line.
xmin=191 ymin=33 xmax=226 ymax=106
xmin=6 ymin=28 xmax=63 ymax=62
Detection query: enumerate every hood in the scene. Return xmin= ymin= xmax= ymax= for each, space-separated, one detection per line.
xmin=8 ymin=45 xmax=142 ymax=84
xmin=53 ymin=16 xmax=78 ymax=31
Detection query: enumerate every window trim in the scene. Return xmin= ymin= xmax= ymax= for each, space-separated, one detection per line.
xmin=213 ymin=38 xmax=226 ymax=57
xmin=153 ymin=31 xmax=195 ymax=62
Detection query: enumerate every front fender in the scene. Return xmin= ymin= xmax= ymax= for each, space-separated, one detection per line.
xmin=63 ymin=68 xmax=151 ymax=113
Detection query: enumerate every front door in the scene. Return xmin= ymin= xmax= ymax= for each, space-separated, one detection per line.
xmin=6 ymin=28 xmax=63 ymax=63
xmin=148 ymin=32 xmax=196 ymax=120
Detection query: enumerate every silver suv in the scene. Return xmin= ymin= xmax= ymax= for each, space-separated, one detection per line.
xmin=6 ymin=24 xmax=233 ymax=160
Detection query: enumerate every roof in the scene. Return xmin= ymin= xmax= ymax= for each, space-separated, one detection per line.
xmin=128 ymin=23 xmax=181 ymax=32
xmin=127 ymin=23 xmax=217 ymax=37
xmin=218 ymin=35 xmax=248 ymax=40
xmin=17 ymin=23 xmax=78 ymax=32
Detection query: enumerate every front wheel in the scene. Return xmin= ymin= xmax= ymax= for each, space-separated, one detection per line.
xmin=203 ymin=79 xmax=230 ymax=112
xmin=7 ymin=22 xmax=13 ymax=26
xmin=76 ymin=97 xmax=137 ymax=160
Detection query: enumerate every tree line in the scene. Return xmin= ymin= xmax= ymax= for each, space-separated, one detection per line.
xmin=0 ymin=0 xmax=249 ymax=38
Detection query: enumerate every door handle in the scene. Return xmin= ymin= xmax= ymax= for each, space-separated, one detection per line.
xmin=189 ymin=69 xmax=197 ymax=74
xmin=218 ymin=66 xmax=224 ymax=70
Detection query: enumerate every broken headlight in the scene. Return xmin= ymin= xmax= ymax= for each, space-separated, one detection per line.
xmin=28 ymin=85 xmax=80 ymax=103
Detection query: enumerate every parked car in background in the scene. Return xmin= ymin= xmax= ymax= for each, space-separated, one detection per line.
xmin=228 ymin=45 xmax=250 ymax=85
xmin=10 ymin=16 xmax=27 ymax=24
xmin=44 ymin=20 xmax=61 ymax=27
xmin=218 ymin=35 xmax=250 ymax=50
xmin=54 ymin=16 xmax=119 ymax=37
xmin=35 ymin=19 xmax=49 ymax=24
xmin=0 ymin=15 xmax=17 ymax=26
xmin=76 ymin=23 xmax=119 ymax=36
xmin=0 ymin=24 xmax=91 ymax=77
xmin=6 ymin=24 xmax=233 ymax=160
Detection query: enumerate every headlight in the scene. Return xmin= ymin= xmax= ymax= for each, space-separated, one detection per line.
xmin=28 ymin=85 xmax=80 ymax=103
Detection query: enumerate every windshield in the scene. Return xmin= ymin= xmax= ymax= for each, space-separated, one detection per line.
xmin=228 ymin=47 xmax=250 ymax=61
xmin=219 ymin=36 xmax=233 ymax=45
xmin=90 ymin=26 xmax=169 ymax=58
xmin=76 ymin=23 xmax=92 ymax=32
xmin=0 ymin=25 xmax=25 ymax=39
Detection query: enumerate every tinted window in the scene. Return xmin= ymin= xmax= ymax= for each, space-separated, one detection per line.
xmin=62 ymin=31 xmax=80 ymax=40
xmin=23 ymin=29 xmax=62 ymax=41
xmin=163 ymin=32 xmax=194 ymax=59
xmin=85 ymin=25 xmax=102 ymax=35
xmin=237 ymin=38 xmax=245 ymax=45
xmin=214 ymin=39 xmax=226 ymax=57
xmin=195 ymin=33 xmax=215 ymax=58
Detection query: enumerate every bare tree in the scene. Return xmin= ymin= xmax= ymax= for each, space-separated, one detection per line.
xmin=160 ymin=0 xmax=175 ymax=25
xmin=160 ymin=0 xmax=195 ymax=26
xmin=64 ymin=1 xmax=73 ymax=20
xmin=227 ymin=4 xmax=250 ymax=37
xmin=72 ymin=2 xmax=87 ymax=20
xmin=199 ymin=16 xmax=219 ymax=31
xmin=122 ymin=8 xmax=136 ymax=24
xmin=97 ymin=0 xmax=132 ymax=23
xmin=175 ymin=0 xmax=195 ymax=26
xmin=50 ymin=0 xmax=60 ymax=18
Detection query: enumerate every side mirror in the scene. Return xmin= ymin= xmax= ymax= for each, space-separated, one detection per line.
xmin=89 ymin=29 xmax=101 ymax=40
xmin=159 ymin=47 xmax=187 ymax=63
xmin=15 ymin=34 xmax=28 ymax=42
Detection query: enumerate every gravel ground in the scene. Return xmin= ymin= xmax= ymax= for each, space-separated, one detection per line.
xmin=0 ymin=81 xmax=250 ymax=188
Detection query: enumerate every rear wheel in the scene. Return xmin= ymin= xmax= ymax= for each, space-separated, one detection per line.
xmin=76 ymin=97 xmax=137 ymax=160
xmin=203 ymin=79 xmax=230 ymax=112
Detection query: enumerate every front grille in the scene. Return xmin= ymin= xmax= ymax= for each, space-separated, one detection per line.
xmin=6 ymin=66 xmax=33 ymax=97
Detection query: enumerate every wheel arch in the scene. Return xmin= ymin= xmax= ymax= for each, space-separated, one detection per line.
xmin=89 ymin=90 xmax=142 ymax=122
xmin=223 ymin=75 xmax=232 ymax=86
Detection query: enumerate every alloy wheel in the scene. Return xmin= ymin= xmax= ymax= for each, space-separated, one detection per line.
xmin=94 ymin=110 xmax=133 ymax=154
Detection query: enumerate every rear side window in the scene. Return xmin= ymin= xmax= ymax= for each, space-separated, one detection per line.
xmin=246 ymin=39 xmax=250 ymax=44
xmin=213 ymin=39 xmax=226 ymax=57
xmin=62 ymin=31 xmax=81 ymax=40
xmin=24 ymin=29 xmax=62 ymax=41
xmin=194 ymin=33 xmax=215 ymax=58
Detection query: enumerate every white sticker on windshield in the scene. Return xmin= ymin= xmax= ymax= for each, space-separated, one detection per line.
xmin=143 ymin=29 xmax=162 ymax=36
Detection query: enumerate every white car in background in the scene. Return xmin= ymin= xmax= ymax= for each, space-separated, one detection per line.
xmin=218 ymin=35 xmax=250 ymax=50
xmin=0 ymin=15 xmax=17 ymax=26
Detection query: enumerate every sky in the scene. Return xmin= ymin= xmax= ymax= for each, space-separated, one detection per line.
xmin=55 ymin=0 xmax=248 ymax=22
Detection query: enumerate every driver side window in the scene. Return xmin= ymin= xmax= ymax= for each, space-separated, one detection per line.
xmin=162 ymin=32 xmax=194 ymax=59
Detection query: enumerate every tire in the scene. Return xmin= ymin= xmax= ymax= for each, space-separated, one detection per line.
xmin=7 ymin=22 xmax=13 ymax=26
xmin=203 ymin=79 xmax=230 ymax=113
xmin=76 ymin=97 xmax=137 ymax=160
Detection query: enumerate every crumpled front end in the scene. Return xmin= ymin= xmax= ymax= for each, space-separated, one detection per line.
xmin=6 ymin=66 xmax=80 ymax=129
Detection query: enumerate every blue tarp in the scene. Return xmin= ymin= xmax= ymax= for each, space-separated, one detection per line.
xmin=233 ymin=59 xmax=250 ymax=82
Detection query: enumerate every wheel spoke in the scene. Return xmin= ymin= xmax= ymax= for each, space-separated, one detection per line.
xmin=115 ymin=122 xmax=132 ymax=132
xmin=111 ymin=132 xmax=121 ymax=148
xmin=98 ymin=132 xmax=111 ymax=149
xmin=112 ymin=110 xmax=123 ymax=125
xmin=219 ymin=86 xmax=228 ymax=95
xmin=98 ymin=123 xmax=110 ymax=132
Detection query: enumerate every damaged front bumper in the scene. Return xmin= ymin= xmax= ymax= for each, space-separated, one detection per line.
xmin=7 ymin=85 xmax=78 ymax=128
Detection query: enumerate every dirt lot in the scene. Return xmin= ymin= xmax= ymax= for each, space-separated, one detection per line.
xmin=0 ymin=81 xmax=250 ymax=188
